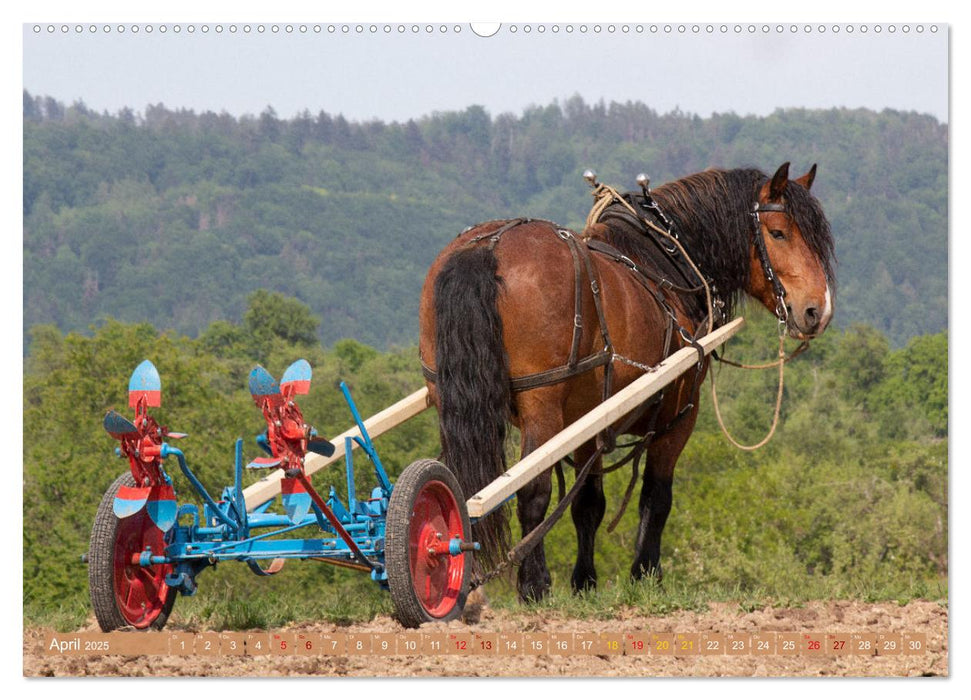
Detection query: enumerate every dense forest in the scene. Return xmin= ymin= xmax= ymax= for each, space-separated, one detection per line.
xmin=23 ymin=92 xmax=947 ymax=349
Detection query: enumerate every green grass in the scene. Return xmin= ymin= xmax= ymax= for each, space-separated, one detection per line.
xmin=485 ymin=571 xmax=947 ymax=622
xmin=24 ymin=595 xmax=92 ymax=633
xmin=24 ymin=561 xmax=393 ymax=633
xmin=170 ymin=584 xmax=392 ymax=630
xmin=25 ymin=567 xmax=946 ymax=633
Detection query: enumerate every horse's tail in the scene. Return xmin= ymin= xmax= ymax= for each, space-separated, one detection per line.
xmin=433 ymin=245 xmax=511 ymax=569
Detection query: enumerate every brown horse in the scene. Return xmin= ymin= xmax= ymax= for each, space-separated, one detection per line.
xmin=418 ymin=163 xmax=835 ymax=601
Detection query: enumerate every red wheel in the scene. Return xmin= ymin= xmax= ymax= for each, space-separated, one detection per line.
xmin=89 ymin=473 xmax=176 ymax=631
xmin=409 ymin=479 xmax=466 ymax=616
xmin=386 ymin=460 xmax=471 ymax=627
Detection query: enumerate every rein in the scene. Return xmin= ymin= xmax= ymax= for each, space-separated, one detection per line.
xmin=709 ymin=324 xmax=809 ymax=451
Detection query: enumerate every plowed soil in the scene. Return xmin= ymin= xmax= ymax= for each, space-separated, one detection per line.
xmin=24 ymin=599 xmax=947 ymax=678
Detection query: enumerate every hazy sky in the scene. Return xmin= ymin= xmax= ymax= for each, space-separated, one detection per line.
xmin=22 ymin=21 xmax=948 ymax=124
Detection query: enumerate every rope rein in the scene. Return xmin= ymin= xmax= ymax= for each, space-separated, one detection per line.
xmin=710 ymin=331 xmax=785 ymax=451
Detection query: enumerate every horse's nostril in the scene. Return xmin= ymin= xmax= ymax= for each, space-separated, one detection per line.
xmin=804 ymin=306 xmax=819 ymax=330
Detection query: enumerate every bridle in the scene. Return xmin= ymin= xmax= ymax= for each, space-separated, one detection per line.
xmin=750 ymin=201 xmax=790 ymax=328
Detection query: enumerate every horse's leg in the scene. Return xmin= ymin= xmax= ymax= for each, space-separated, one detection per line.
xmin=630 ymin=418 xmax=695 ymax=582
xmin=514 ymin=391 xmax=567 ymax=602
xmin=515 ymin=462 xmax=553 ymax=602
xmin=570 ymin=440 xmax=605 ymax=592
xmin=630 ymin=465 xmax=672 ymax=581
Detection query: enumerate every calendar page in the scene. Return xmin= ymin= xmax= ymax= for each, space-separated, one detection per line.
xmin=20 ymin=5 xmax=949 ymax=682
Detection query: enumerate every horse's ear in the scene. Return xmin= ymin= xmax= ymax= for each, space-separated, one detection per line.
xmin=794 ymin=163 xmax=817 ymax=191
xmin=769 ymin=162 xmax=790 ymax=200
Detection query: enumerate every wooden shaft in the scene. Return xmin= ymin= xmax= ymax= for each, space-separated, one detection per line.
xmin=241 ymin=387 xmax=432 ymax=509
xmin=465 ymin=318 xmax=745 ymax=518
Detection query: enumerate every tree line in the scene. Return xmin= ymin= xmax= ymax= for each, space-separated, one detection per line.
xmin=23 ymin=92 xmax=947 ymax=349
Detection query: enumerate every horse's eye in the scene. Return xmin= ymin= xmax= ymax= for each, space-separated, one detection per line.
xmin=769 ymin=229 xmax=786 ymax=241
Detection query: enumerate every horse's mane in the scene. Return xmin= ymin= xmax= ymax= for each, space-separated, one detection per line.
xmin=600 ymin=168 xmax=836 ymax=324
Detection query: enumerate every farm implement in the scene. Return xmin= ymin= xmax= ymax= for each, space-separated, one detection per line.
xmin=88 ymin=318 xmax=742 ymax=631
xmin=88 ymin=358 xmax=475 ymax=630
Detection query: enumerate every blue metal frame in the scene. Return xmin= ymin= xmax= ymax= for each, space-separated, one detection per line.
xmin=138 ymin=382 xmax=395 ymax=597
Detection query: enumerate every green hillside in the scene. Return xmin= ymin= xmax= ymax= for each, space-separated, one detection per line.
xmin=23 ymin=93 xmax=947 ymax=349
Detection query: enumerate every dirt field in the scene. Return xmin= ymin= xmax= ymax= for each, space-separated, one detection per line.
xmin=24 ymin=599 xmax=947 ymax=678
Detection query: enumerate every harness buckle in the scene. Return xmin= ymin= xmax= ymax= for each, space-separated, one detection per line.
xmin=574 ymin=314 xmax=583 ymax=329
xmin=775 ymin=295 xmax=789 ymax=328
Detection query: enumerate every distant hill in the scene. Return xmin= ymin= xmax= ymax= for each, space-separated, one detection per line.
xmin=23 ymin=92 xmax=947 ymax=348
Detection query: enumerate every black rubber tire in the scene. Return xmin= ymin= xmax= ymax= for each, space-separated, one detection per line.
xmin=88 ymin=472 xmax=176 ymax=632
xmin=386 ymin=459 xmax=471 ymax=628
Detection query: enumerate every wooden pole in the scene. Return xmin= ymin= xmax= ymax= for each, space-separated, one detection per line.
xmin=242 ymin=387 xmax=432 ymax=509
xmin=465 ymin=318 xmax=745 ymax=518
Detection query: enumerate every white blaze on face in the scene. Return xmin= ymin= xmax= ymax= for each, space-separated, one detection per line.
xmin=821 ymin=285 xmax=833 ymax=328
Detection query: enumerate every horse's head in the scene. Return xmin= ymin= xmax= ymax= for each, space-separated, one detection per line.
xmin=748 ymin=162 xmax=836 ymax=340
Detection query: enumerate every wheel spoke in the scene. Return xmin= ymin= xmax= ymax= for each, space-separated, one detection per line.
xmin=113 ymin=511 xmax=171 ymax=627
xmin=140 ymin=570 xmax=161 ymax=602
xmin=123 ymin=578 xmax=145 ymax=611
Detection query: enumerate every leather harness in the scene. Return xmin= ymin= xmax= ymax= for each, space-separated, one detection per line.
xmin=421 ymin=189 xmax=790 ymax=417
xmin=421 ymin=218 xmax=615 ymax=394
xmin=750 ymin=202 xmax=790 ymax=322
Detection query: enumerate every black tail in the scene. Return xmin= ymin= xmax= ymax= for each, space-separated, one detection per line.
xmin=434 ymin=245 xmax=511 ymax=569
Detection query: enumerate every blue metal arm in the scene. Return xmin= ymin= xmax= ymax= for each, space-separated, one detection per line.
xmin=161 ymin=444 xmax=238 ymax=531
xmin=339 ymin=382 xmax=393 ymax=493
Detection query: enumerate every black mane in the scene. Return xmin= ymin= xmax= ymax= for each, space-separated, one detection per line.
xmin=599 ymin=168 xmax=835 ymax=325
